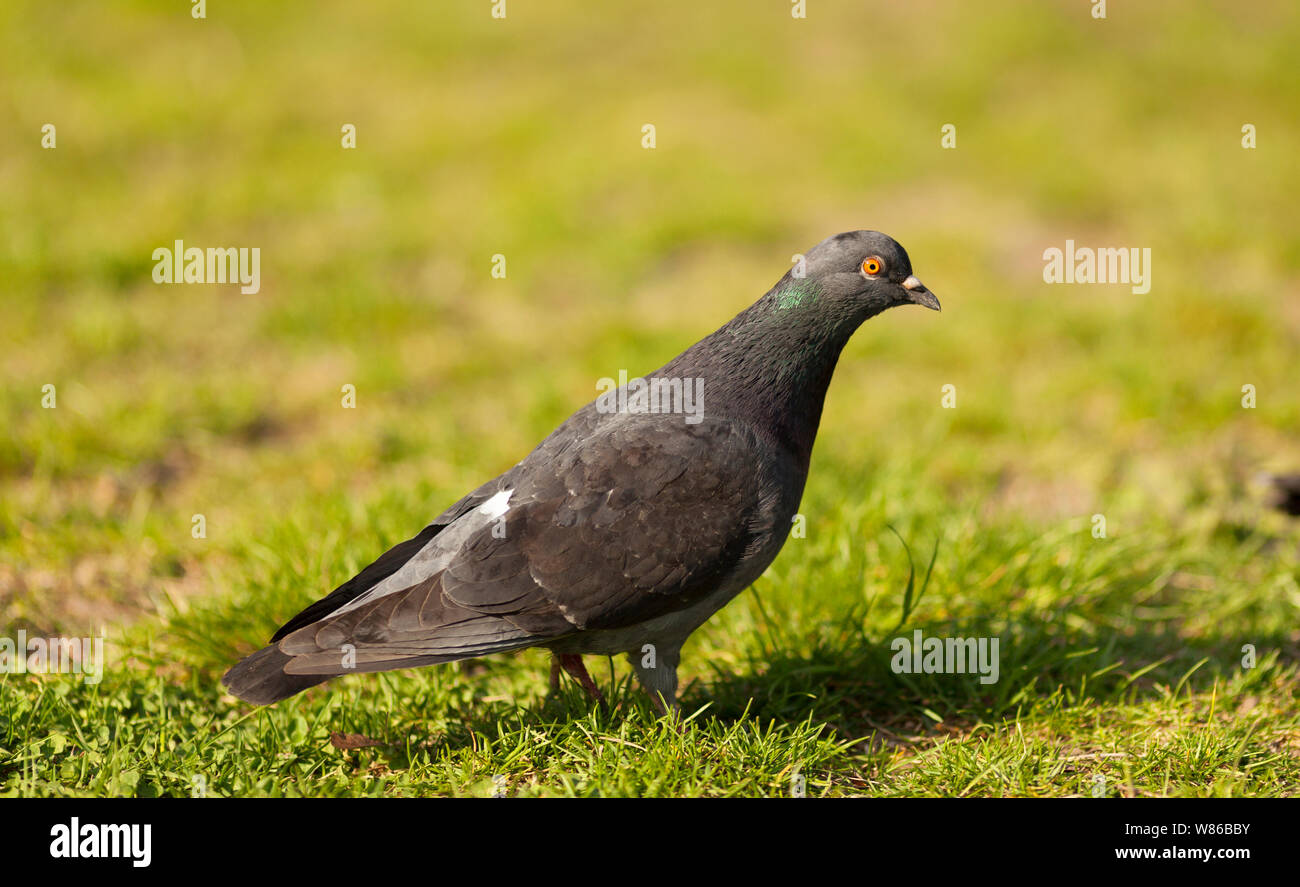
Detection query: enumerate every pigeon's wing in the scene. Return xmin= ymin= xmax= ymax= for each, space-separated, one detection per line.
xmin=273 ymin=412 xmax=773 ymax=675
xmin=474 ymin=414 xmax=772 ymax=634
xmin=268 ymin=480 xmax=499 ymax=642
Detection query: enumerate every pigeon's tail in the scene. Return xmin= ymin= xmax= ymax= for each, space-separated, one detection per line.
xmin=221 ymin=645 xmax=331 ymax=705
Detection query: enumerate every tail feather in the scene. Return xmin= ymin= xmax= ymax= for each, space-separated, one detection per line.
xmin=221 ymin=645 xmax=331 ymax=705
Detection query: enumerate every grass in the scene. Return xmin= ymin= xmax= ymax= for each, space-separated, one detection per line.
xmin=1 ymin=0 xmax=1298 ymax=797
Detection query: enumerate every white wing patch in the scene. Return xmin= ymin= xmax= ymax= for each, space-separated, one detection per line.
xmin=478 ymin=488 xmax=513 ymax=519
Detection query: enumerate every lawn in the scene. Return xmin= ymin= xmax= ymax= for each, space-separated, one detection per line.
xmin=1 ymin=0 xmax=1298 ymax=797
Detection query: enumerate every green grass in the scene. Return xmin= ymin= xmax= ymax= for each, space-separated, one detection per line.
xmin=2 ymin=0 xmax=1298 ymax=797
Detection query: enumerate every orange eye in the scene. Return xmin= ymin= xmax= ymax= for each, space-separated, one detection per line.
xmin=862 ymin=257 xmax=884 ymax=276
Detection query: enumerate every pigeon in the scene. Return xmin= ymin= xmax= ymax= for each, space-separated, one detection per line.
xmin=222 ymin=230 xmax=940 ymax=713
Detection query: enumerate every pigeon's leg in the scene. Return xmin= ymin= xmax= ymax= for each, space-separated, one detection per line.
xmin=629 ymin=643 xmax=681 ymax=718
xmin=549 ymin=656 xmax=562 ymax=693
xmin=557 ymin=653 xmax=605 ymax=703
xmin=648 ymin=690 xmax=679 ymax=719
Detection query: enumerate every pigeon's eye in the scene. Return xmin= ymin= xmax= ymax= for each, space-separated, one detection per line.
xmin=861 ymin=256 xmax=885 ymax=276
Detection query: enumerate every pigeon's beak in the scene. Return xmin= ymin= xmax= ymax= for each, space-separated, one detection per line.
xmin=901 ymin=276 xmax=941 ymax=311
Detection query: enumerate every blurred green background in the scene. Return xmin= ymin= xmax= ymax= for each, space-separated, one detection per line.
xmin=1 ymin=1 xmax=1298 ymax=795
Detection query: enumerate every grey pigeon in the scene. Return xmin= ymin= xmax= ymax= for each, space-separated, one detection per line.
xmin=222 ymin=231 xmax=940 ymax=713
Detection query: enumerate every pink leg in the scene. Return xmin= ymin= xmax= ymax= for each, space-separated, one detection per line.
xmin=556 ymin=653 xmax=605 ymax=702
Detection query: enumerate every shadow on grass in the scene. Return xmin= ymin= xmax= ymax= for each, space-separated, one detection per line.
xmin=683 ymin=617 xmax=1297 ymax=746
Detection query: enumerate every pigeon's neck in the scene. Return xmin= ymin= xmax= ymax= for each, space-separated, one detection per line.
xmin=662 ymin=279 xmax=869 ymax=469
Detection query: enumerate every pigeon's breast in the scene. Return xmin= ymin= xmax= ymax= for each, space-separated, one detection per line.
xmin=545 ymin=427 xmax=807 ymax=657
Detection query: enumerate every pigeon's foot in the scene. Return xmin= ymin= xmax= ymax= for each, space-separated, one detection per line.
xmin=555 ymin=653 xmax=605 ymax=703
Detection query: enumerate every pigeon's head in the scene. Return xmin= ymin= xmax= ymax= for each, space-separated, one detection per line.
xmin=796 ymin=230 xmax=940 ymax=315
